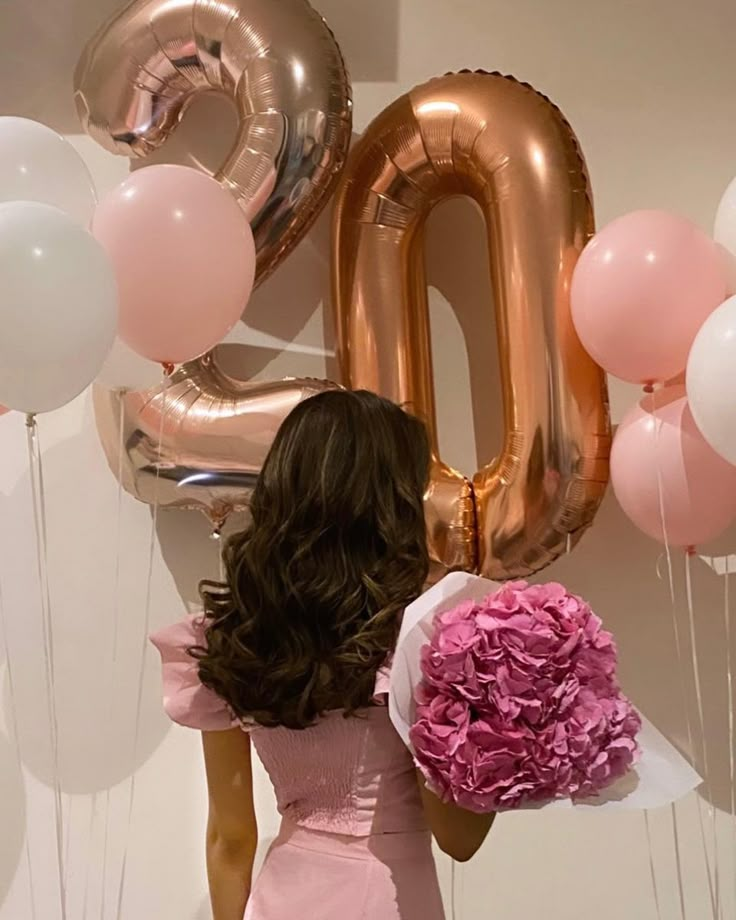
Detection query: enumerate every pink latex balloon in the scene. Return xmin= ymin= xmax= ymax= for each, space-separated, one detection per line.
xmin=92 ymin=165 xmax=255 ymax=364
xmin=611 ymin=386 xmax=736 ymax=548
xmin=571 ymin=210 xmax=726 ymax=384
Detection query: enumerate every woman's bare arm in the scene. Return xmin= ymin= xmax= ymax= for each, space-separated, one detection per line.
xmin=202 ymin=729 xmax=258 ymax=920
xmin=417 ymin=772 xmax=495 ymax=862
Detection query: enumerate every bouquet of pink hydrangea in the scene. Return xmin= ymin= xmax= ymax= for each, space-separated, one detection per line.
xmin=409 ymin=581 xmax=641 ymax=812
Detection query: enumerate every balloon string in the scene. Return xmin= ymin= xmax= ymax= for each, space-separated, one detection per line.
xmin=63 ymin=793 xmax=73 ymax=890
xmin=450 ymin=859 xmax=457 ymax=920
xmin=0 ymin=575 xmax=38 ymax=920
xmin=100 ymin=396 xmax=126 ymax=920
xmin=684 ymin=553 xmax=720 ymax=919
xmin=724 ymin=557 xmax=736 ymax=918
xmin=115 ymin=376 xmax=169 ymax=920
xmin=643 ymin=811 xmax=662 ymax=920
xmin=458 ymin=852 xmax=465 ymax=918
xmin=669 ymin=803 xmax=687 ymax=920
xmin=26 ymin=415 xmax=67 ymax=920
xmin=82 ymin=793 xmax=98 ymax=920
xmin=651 ymin=404 xmax=716 ymax=917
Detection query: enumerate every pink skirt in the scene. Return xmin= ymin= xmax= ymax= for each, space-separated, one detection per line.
xmin=244 ymin=821 xmax=446 ymax=920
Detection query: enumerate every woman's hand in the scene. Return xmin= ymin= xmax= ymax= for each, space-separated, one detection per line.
xmin=417 ymin=771 xmax=495 ymax=862
xmin=203 ymin=729 xmax=258 ymax=920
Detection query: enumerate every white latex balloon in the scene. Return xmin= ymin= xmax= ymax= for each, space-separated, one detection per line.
xmin=687 ymin=294 xmax=736 ymax=465
xmin=97 ymin=338 xmax=164 ymax=391
xmin=0 ymin=117 xmax=97 ymax=226
xmin=0 ymin=202 xmax=118 ymax=414
xmin=715 ymin=175 xmax=736 ymax=255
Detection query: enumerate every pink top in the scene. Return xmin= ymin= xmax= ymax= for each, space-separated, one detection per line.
xmin=150 ymin=616 xmax=426 ymax=838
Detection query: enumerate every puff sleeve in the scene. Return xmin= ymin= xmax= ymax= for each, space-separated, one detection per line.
xmin=150 ymin=615 xmax=237 ymax=731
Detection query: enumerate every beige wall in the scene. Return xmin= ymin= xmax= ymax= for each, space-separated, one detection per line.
xmin=1 ymin=0 xmax=735 ymax=917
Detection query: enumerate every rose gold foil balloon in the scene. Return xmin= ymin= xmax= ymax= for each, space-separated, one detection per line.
xmin=93 ymin=354 xmax=339 ymax=529
xmin=74 ymin=0 xmax=352 ymax=282
xmin=78 ymin=0 xmax=351 ymax=524
xmin=332 ymin=71 xmax=611 ymax=579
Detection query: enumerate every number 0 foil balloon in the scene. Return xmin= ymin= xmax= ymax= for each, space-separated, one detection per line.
xmin=74 ymin=0 xmax=352 ymax=282
xmin=333 ymin=72 xmax=611 ymax=579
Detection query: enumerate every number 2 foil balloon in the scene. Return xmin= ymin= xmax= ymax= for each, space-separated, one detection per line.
xmin=76 ymin=0 xmax=351 ymax=526
xmin=74 ymin=0 xmax=352 ymax=281
xmin=93 ymin=355 xmax=340 ymax=531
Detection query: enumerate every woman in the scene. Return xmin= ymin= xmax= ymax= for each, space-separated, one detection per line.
xmin=151 ymin=390 xmax=494 ymax=920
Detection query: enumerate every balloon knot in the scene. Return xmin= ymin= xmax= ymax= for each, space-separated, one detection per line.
xmin=162 ymin=362 xmax=175 ymax=378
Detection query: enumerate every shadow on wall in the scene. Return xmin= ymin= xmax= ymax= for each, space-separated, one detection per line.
xmin=128 ymin=94 xmax=240 ymax=178
xmin=156 ymin=510 xmax=245 ymax=610
xmin=314 ymin=0 xmax=399 ymax=82
xmin=0 ymin=0 xmax=399 ymax=131
xmin=425 ymin=196 xmax=504 ymax=472
xmin=0 ymin=0 xmax=123 ymax=131
xmin=0 ymin=731 xmax=25 ymax=910
xmin=0 ymin=418 xmax=174 ymax=794
xmin=227 ymin=203 xmax=335 ymax=381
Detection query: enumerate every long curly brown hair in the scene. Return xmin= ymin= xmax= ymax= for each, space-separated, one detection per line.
xmin=193 ymin=389 xmax=431 ymax=730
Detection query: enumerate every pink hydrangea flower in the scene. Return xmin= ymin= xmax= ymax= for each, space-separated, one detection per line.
xmin=410 ymin=581 xmax=641 ymax=812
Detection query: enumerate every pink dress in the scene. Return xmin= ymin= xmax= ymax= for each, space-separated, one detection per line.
xmin=150 ymin=616 xmax=445 ymax=920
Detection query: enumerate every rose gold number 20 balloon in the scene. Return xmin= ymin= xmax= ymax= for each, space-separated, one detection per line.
xmin=333 ymin=72 xmax=611 ymax=579
xmin=82 ymin=16 xmax=610 ymax=577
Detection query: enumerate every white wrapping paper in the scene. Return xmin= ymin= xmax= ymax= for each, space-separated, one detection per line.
xmin=389 ymin=572 xmax=702 ymax=811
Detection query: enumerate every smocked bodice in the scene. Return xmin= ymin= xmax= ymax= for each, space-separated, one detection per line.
xmin=251 ymin=707 xmax=425 ymax=836
xmin=150 ymin=615 xmax=426 ymax=838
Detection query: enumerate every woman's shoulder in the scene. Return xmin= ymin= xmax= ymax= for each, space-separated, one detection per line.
xmin=150 ymin=613 xmax=242 ymax=732
xmin=150 ymin=614 xmax=395 ymax=731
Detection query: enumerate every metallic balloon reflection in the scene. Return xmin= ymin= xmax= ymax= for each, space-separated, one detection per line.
xmin=79 ymin=0 xmax=352 ymax=529
xmin=333 ymin=71 xmax=611 ymax=579
xmin=74 ymin=0 xmax=352 ymax=283
xmin=93 ymin=354 xmax=339 ymax=530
